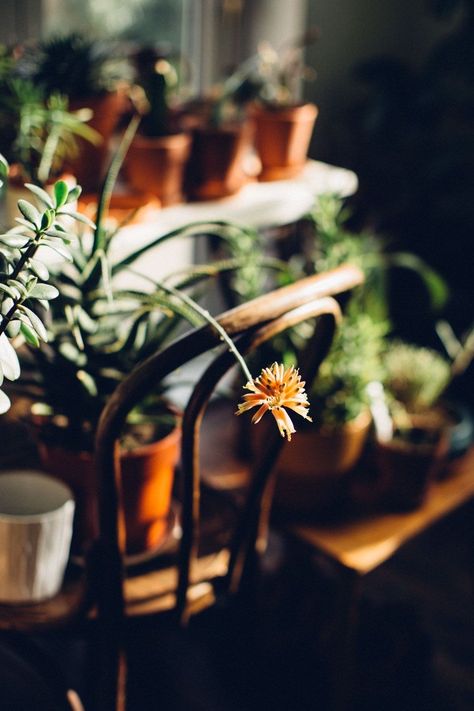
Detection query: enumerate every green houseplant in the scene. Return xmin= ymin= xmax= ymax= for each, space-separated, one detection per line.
xmin=23 ymin=33 xmax=131 ymax=191
xmin=0 ymin=47 xmax=99 ymax=192
xmin=251 ymin=192 xmax=448 ymax=514
xmin=183 ymin=55 xmax=265 ymax=200
xmin=246 ymin=31 xmax=319 ymax=181
xmin=0 ymin=154 xmax=86 ymax=415
xmin=124 ymin=48 xmax=192 ymax=205
xmin=17 ymin=119 xmax=293 ymax=554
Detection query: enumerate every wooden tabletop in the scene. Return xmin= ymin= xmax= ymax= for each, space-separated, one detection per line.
xmin=288 ymin=448 xmax=474 ymax=575
xmin=200 ymin=401 xmax=474 ymax=576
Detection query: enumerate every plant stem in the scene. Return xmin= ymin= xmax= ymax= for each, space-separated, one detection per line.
xmin=162 ymin=282 xmax=254 ymax=383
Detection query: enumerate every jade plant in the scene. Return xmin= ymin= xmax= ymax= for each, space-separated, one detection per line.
xmin=0 ymin=154 xmax=90 ymax=413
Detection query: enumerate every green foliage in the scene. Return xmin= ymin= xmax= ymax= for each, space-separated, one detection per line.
xmin=0 ymin=52 xmax=99 ymax=185
xmin=0 ymin=174 xmax=88 ymax=412
xmin=131 ymin=49 xmax=183 ymax=137
xmin=382 ymin=340 xmax=451 ymax=414
xmin=216 ymin=28 xmax=319 ymax=116
xmin=23 ymin=33 xmax=131 ymax=99
xmin=312 ymin=307 xmax=388 ymax=425
xmin=19 ymin=120 xmax=284 ymax=450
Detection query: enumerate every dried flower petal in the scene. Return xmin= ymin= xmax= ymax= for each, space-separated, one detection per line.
xmin=236 ymin=362 xmax=312 ymax=441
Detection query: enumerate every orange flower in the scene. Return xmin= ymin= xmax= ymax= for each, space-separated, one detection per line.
xmin=236 ymin=362 xmax=312 ymax=441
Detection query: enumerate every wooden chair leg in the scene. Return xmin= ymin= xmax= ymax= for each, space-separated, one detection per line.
xmin=329 ymin=566 xmax=361 ymax=711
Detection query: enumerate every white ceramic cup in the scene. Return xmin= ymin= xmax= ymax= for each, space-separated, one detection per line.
xmin=0 ymin=470 xmax=75 ymax=603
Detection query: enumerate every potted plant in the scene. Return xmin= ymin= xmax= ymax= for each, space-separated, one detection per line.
xmin=123 ymin=47 xmax=192 ymax=205
xmin=247 ymin=31 xmax=319 ymax=181
xmin=268 ymin=306 xmax=386 ymax=514
xmin=369 ymin=333 xmax=473 ymax=510
xmin=0 ymin=50 xmax=99 ymax=221
xmin=22 ymin=33 xmax=131 ymax=191
xmin=245 ymin=192 xmax=449 ymax=516
xmin=0 ymin=156 xmax=83 ymax=415
xmin=368 ymin=341 xmax=452 ymax=510
xmin=16 ymin=120 xmax=291 ymax=555
xmin=184 ymin=59 xmax=263 ymax=200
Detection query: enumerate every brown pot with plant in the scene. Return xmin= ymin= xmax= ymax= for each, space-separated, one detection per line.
xmin=124 ymin=48 xmax=192 ymax=205
xmin=22 ymin=33 xmax=131 ymax=191
xmin=183 ymin=55 xmax=263 ymax=200
xmin=0 ymin=52 xmax=99 ymax=222
xmin=268 ymin=308 xmax=384 ymax=515
xmin=241 ymin=31 xmax=319 ymax=180
xmin=368 ymin=337 xmax=473 ymax=509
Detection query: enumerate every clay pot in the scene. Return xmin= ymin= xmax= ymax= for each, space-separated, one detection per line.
xmin=37 ymin=424 xmax=181 ymax=555
xmin=124 ymin=132 xmax=192 ymax=205
xmin=264 ymin=410 xmax=372 ymax=514
xmin=186 ymin=121 xmax=252 ymax=200
xmin=251 ymin=102 xmax=318 ymax=181
xmin=67 ymin=91 xmax=125 ymax=192
xmin=374 ymin=429 xmax=448 ymax=511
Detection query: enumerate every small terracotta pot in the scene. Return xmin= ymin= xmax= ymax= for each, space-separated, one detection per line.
xmin=255 ymin=410 xmax=372 ymax=514
xmin=67 ymin=91 xmax=125 ymax=192
xmin=251 ymin=102 xmax=318 ymax=181
xmin=37 ymin=424 xmax=181 ymax=555
xmin=373 ymin=419 xmax=449 ymax=511
xmin=124 ymin=132 xmax=192 ymax=205
xmin=186 ymin=121 xmax=252 ymax=200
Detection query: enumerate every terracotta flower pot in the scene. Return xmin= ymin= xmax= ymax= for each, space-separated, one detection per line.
xmin=67 ymin=91 xmax=125 ymax=192
xmin=37 ymin=424 xmax=181 ymax=555
xmin=374 ymin=433 xmax=448 ymax=511
xmin=253 ymin=409 xmax=372 ymax=515
xmin=186 ymin=121 xmax=252 ymax=200
xmin=251 ymin=102 xmax=318 ymax=181
xmin=124 ymin=132 xmax=192 ymax=206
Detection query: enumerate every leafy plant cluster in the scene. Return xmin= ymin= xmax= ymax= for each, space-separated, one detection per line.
xmin=18 ymin=120 xmax=288 ymax=450
xmin=0 ymin=45 xmax=99 ymax=185
xmin=0 ymin=170 xmax=89 ymax=413
xmin=19 ymin=33 xmax=131 ymax=100
xmin=382 ymin=340 xmax=451 ymax=416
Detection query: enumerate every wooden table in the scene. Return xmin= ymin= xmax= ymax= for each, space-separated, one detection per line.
xmin=200 ymin=401 xmax=474 ymax=710
xmin=288 ymin=447 xmax=474 ymax=575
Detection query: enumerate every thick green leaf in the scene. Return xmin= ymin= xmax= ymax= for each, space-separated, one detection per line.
xmin=19 ymin=305 xmax=48 ymax=342
xmin=0 ymin=154 xmax=8 ymax=180
xmin=20 ymin=321 xmax=40 ymax=347
xmin=59 ymin=210 xmax=96 ymax=229
xmin=0 ymin=284 xmax=17 ymax=299
xmin=54 ymin=181 xmax=69 ymax=208
xmin=40 ymin=209 xmax=54 ymax=231
xmin=14 ymin=218 xmax=36 ymax=232
xmin=17 ymin=199 xmax=40 ymax=227
xmin=29 ymin=283 xmax=59 ymax=300
xmin=24 ymin=183 xmax=54 ymax=209
xmin=0 ymin=233 xmax=30 ymax=248
xmin=41 ymin=240 xmax=73 ymax=261
xmin=59 ymin=341 xmax=86 ymax=365
xmin=76 ymin=369 xmax=98 ymax=396
xmin=6 ymin=320 xmax=21 ymax=338
xmin=28 ymin=258 xmax=49 ymax=281
xmin=66 ymin=185 xmax=82 ymax=203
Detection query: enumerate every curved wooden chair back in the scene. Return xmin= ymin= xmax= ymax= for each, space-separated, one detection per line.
xmin=93 ymin=265 xmax=363 ymax=709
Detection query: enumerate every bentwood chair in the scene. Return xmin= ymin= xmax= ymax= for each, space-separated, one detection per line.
xmin=0 ymin=266 xmax=363 ymax=710
xmin=92 ymin=264 xmax=363 ymax=710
